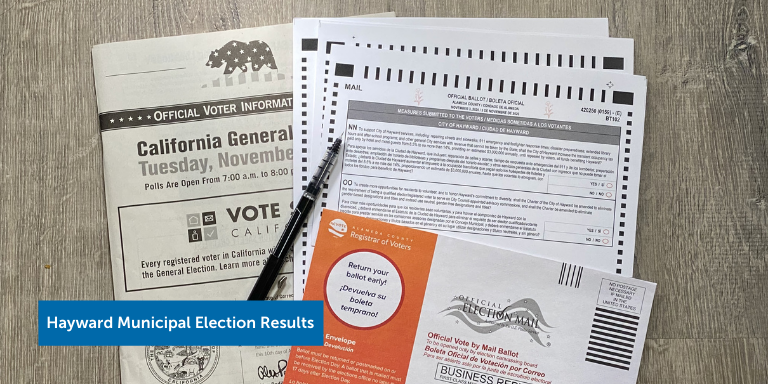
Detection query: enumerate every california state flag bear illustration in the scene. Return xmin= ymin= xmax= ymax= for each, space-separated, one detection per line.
xmin=206 ymin=40 xmax=278 ymax=74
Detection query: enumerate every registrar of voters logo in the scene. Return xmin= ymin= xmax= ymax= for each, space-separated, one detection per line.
xmin=328 ymin=218 xmax=348 ymax=238
xmin=146 ymin=346 xmax=220 ymax=384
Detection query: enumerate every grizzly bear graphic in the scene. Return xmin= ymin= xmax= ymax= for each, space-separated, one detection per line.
xmin=206 ymin=40 xmax=278 ymax=75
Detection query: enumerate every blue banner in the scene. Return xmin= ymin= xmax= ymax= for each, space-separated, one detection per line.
xmin=39 ymin=301 xmax=323 ymax=346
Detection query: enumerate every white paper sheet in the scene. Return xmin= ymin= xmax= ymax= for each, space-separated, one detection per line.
xmin=298 ymin=44 xmax=646 ymax=298
xmin=293 ymin=18 xmax=613 ymax=297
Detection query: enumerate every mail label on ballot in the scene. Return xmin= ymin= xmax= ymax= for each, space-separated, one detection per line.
xmin=286 ymin=210 xmax=656 ymax=384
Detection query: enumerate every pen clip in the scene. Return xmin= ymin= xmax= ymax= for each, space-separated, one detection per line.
xmin=267 ymin=276 xmax=288 ymax=301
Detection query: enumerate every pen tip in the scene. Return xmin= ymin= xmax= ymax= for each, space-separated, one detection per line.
xmin=331 ymin=137 xmax=343 ymax=152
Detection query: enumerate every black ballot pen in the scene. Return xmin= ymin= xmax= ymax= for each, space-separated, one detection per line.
xmin=247 ymin=137 xmax=343 ymax=300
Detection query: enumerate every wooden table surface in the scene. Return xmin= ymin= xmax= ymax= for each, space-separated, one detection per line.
xmin=1 ymin=0 xmax=767 ymax=382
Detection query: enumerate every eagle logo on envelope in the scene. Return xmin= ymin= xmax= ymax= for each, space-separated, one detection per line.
xmin=441 ymin=296 xmax=553 ymax=347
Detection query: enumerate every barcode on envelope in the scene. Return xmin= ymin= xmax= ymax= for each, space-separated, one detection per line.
xmin=585 ymin=307 xmax=638 ymax=370
xmin=558 ymin=263 xmax=583 ymax=288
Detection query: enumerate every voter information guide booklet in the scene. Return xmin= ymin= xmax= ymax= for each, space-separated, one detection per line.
xmin=92 ymin=24 xmax=294 ymax=383
xmin=287 ymin=210 xmax=656 ymax=384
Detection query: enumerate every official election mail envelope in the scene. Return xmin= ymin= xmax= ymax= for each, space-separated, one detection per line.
xmin=286 ymin=210 xmax=656 ymax=384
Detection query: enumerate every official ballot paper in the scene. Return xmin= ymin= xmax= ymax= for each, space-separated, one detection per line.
xmin=293 ymin=18 xmax=615 ymax=297
xmin=92 ymin=24 xmax=294 ymax=383
xmin=286 ymin=210 xmax=656 ymax=384
xmin=298 ymin=44 xmax=647 ymax=298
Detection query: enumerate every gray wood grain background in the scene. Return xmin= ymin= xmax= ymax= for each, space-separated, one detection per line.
xmin=1 ymin=0 xmax=766 ymax=382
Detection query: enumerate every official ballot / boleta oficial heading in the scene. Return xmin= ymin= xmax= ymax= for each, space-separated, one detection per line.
xmin=287 ymin=210 xmax=656 ymax=384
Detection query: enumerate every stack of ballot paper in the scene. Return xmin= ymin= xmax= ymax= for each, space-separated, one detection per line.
xmin=292 ymin=17 xmax=646 ymax=294
xmin=289 ymin=16 xmax=654 ymax=384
